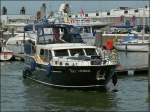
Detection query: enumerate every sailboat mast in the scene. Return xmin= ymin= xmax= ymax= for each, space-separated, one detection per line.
xmin=142 ymin=7 xmax=145 ymax=42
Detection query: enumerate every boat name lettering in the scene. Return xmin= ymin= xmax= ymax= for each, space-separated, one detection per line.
xmin=69 ymin=69 xmax=90 ymax=73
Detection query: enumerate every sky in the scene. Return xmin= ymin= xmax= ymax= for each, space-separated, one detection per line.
xmin=1 ymin=0 xmax=149 ymax=15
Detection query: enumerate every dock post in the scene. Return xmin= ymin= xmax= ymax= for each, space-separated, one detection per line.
xmin=148 ymin=43 xmax=150 ymax=92
xmin=125 ymin=44 xmax=127 ymax=55
xmin=100 ymin=31 xmax=103 ymax=47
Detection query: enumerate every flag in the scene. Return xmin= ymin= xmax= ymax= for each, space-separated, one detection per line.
xmin=132 ymin=16 xmax=136 ymax=22
xmin=120 ymin=15 xmax=124 ymax=22
xmin=131 ymin=16 xmax=136 ymax=26
xmin=80 ymin=8 xmax=85 ymax=17
xmin=105 ymin=39 xmax=113 ymax=50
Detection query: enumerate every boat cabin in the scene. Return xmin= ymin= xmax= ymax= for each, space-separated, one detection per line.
xmin=36 ymin=43 xmax=98 ymax=59
xmin=24 ymin=22 xmax=83 ymax=44
xmin=33 ymin=43 xmax=102 ymax=66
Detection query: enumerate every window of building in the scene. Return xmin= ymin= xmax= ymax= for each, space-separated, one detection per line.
xmin=85 ymin=14 xmax=88 ymax=17
xmin=107 ymin=12 xmax=110 ymax=15
xmin=124 ymin=10 xmax=128 ymax=14
xmin=134 ymin=9 xmax=138 ymax=13
xmin=96 ymin=13 xmax=99 ymax=16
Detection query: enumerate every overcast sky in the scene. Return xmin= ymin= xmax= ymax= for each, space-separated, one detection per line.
xmin=1 ymin=0 xmax=149 ymax=15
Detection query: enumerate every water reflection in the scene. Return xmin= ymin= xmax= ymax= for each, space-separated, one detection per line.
xmin=22 ymin=80 xmax=117 ymax=111
xmin=1 ymin=52 xmax=150 ymax=111
xmin=149 ymin=89 xmax=150 ymax=112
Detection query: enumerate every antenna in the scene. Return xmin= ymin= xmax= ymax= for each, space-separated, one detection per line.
xmin=20 ymin=0 xmax=26 ymax=15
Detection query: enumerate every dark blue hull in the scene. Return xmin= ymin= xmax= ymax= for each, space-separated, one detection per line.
xmin=23 ymin=64 xmax=117 ymax=90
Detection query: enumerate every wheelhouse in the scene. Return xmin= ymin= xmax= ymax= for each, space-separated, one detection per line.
xmin=24 ymin=22 xmax=83 ymax=45
xmin=37 ymin=45 xmax=99 ymax=60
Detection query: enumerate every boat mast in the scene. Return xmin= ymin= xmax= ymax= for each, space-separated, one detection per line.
xmin=142 ymin=7 xmax=145 ymax=43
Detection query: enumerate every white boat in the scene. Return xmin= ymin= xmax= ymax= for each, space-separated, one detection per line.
xmin=115 ymin=43 xmax=149 ymax=52
xmin=115 ymin=35 xmax=150 ymax=52
xmin=6 ymin=32 xmax=36 ymax=54
xmin=48 ymin=3 xmax=108 ymax=46
xmin=48 ymin=19 xmax=107 ymax=46
xmin=71 ymin=21 xmax=108 ymax=46
xmin=22 ymin=22 xmax=118 ymax=90
xmin=1 ymin=16 xmax=37 ymax=54
xmin=0 ymin=46 xmax=14 ymax=61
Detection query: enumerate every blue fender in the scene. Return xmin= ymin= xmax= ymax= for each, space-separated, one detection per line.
xmin=23 ymin=67 xmax=32 ymax=78
xmin=30 ymin=59 xmax=36 ymax=71
xmin=46 ymin=63 xmax=52 ymax=76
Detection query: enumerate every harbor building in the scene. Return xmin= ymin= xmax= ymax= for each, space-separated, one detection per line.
xmin=72 ymin=6 xmax=150 ymax=27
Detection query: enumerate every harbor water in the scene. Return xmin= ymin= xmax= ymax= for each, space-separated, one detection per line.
xmin=1 ymin=52 xmax=150 ymax=111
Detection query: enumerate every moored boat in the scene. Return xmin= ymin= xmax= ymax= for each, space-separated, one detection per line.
xmin=22 ymin=22 xmax=118 ymax=90
xmin=6 ymin=32 xmax=36 ymax=54
xmin=0 ymin=46 xmax=14 ymax=61
xmin=115 ymin=34 xmax=150 ymax=52
xmin=0 ymin=38 xmax=14 ymax=61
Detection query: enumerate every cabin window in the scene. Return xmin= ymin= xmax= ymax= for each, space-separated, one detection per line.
xmin=84 ymin=48 xmax=97 ymax=56
xmin=84 ymin=27 xmax=91 ymax=33
xmin=44 ymin=49 xmax=49 ymax=56
xmin=49 ymin=50 xmax=52 ymax=60
xmin=79 ymin=28 xmax=84 ymax=33
xmin=54 ymin=49 xmax=68 ymax=56
xmin=40 ymin=49 xmax=44 ymax=55
xmin=40 ymin=49 xmax=49 ymax=61
xmin=70 ymin=49 xmax=84 ymax=56
xmin=124 ymin=10 xmax=128 ymax=14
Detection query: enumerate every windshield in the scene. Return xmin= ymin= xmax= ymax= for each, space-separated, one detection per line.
xmin=68 ymin=26 xmax=80 ymax=34
xmin=35 ymin=25 xmax=83 ymax=44
xmin=84 ymin=48 xmax=97 ymax=56
xmin=54 ymin=49 xmax=69 ymax=57
xmin=69 ymin=49 xmax=85 ymax=56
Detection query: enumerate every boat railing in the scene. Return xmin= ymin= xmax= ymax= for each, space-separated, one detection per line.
xmin=48 ymin=55 xmax=118 ymax=66
xmin=103 ymin=49 xmax=119 ymax=64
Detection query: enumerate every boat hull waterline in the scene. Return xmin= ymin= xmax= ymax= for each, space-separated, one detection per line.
xmin=23 ymin=64 xmax=116 ymax=90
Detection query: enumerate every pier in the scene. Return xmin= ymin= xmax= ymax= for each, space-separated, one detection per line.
xmin=115 ymin=64 xmax=148 ymax=76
